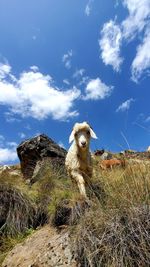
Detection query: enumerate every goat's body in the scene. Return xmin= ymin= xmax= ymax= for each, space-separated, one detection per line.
xmin=65 ymin=142 xmax=92 ymax=197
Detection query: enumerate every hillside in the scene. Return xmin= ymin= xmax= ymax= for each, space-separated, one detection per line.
xmin=0 ymin=137 xmax=150 ymax=267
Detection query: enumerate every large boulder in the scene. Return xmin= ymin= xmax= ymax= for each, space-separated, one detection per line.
xmin=17 ymin=134 xmax=67 ymax=179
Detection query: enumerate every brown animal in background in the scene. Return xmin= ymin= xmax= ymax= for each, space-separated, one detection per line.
xmin=100 ymin=158 xmax=125 ymax=170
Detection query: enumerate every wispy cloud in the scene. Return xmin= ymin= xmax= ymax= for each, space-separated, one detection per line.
xmin=115 ymin=0 xmax=119 ymax=8
xmin=62 ymin=50 xmax=73 ymax=69
xmin=85 ymin=0 xmax=93 ymax=16
xmin=145 ymin=116 xmax=150 ymax=122
xmin=0 ymin=63 xmax=11 ymax=79
xmin=84 ymin=78 xmax=113 ymax=100
xmin=99 ymin=0 xmax=150 ymax=81
xmin=116 ymin=98 xmax=134 ymax=112
xmin=63 ymin=79 xmax=70 ymax=85
xmin=0 ymin=63 xmax=80 ymax=121
xmin=18 ymin=132 xmax=26 ymax=139
xmin=32 ymin=35 xmax=37 ymax=41
xmin=30 ymin=65 xmax=39 ymax=72
xmin=73 ymin=68 xmax=85 ymax=79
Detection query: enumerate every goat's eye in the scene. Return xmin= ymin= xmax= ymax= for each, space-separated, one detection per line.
xmin=87 ymin=130 xmax=90 ymax=135
xmin=75 ymin=133 xmax=77 ymax=137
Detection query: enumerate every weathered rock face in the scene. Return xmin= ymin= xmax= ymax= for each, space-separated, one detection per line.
xmin=2 ymin=226 xmax=77 ymax=267
xmin=17 ymin=134 xmax=67 ymax=179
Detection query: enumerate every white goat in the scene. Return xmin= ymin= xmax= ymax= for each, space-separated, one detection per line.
xmin=65 ymin=122 xmax=97 ymax=199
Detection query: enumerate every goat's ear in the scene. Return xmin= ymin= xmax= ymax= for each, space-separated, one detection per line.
xmin=69 ymin=130 xmax=74 ymax=143
xmin=90 ymin=128 xmax=97 ymax=139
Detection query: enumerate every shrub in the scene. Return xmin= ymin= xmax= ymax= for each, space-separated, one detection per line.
xmin=74 ymin=205 xmax=150 ymax=267
xmin=0 ymin=185 xmax=35 ymax=237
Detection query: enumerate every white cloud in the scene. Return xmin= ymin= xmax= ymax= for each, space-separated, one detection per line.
xmin=131 ymin=28 xmax=150 ymax=82
xmin=0 ymin=139 xmax=18 ymax=164
xmin=99 ymin=20 xmax=123 ymax=71
xmin=30 ymin=65 xmax=39 ymax=72
xmin=5 ymin=112 xmax=21 ymax=123
xmin=0 ymin=63 xmax=11 ymax=80
xmin=0 ymin=147 xmax=17 ymax=164
xmin=116 ymin=98 xmax=134 ymax=112
xmin=6 ymin=142 xmax=18 ymax=148
xmin=99 ymin=0 xmax=150 ymax=80
xmin=85 ymin=5 xmax=90 ymax=16
xmin=0 ymin=63 xmax=80 ymax=121
xmin=84 ymin=78 xmax=113 ymax=100
xmin=73 ymin=68 xmax=85 ymax=79
xmin=122 ymin=0 xmax=150 ymax=40
xmin=62 ymin=50 xmax=73 ymax=69
xmin=78 ymin=76 xmax=89 ymax=86
xmin=85 ymin=0 xmax=93 ymax=16
xmin=63 ymin=79 xmax=70 ymax=85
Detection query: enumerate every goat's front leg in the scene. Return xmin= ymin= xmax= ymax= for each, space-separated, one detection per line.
xmin=71 ymin=170 xmax=87 ymax=199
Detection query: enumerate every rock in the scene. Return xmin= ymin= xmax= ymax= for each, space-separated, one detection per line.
xmin=17 ymin=134 xmax=67 ymax=179
xmin=0 ymin=165 xmax=11 ymax=171
xmin=2 ymin=226 xmax=77 ymax=267
xmin=100 ymin=152 xmax=111 ymax=160
xmin=53 ymin=199 xmax=89 ymax=227
xmin=94 ymin=149 xmax=105 ymax=156
xmin=94 ymin=150 xmax=112 ymax=160
xmin=124 ymin=149 xmax=136 ymax=154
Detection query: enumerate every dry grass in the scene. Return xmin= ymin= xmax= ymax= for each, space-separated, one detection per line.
xmin=1 ymin=158 xmax=150 ymax=267
xmin=0 ymin=162 xmax=71 ymax=265
xmin=72 ymin=160 xmax=150 ymax=267
xmin=0 ymin=184 xmax=36 ymax=237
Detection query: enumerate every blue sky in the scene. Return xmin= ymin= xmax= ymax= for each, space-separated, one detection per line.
xmin=0 ymin=0 xmax=150 ymax=164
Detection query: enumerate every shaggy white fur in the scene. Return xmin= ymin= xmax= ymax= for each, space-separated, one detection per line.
xmin=65 ymin=122 xmax=97 ymax=198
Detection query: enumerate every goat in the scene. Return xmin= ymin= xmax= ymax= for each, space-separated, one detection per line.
xmin=65 ymin=122 xmax=97 ymax=199
xmin=100 ymin=158 xmax=125 ymax=170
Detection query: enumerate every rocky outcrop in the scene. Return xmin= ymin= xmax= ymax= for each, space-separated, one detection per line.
xmin=94 ymin=150 xmax=113 ymax=160
xmin=17 ymin=134 xmax=67 ymax=179
xmin=2 ymin=226 xmax=77 ymax=267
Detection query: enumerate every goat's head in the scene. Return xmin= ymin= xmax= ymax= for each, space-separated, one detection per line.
xmin=69 ymin=122 xmax=97 ymax=150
